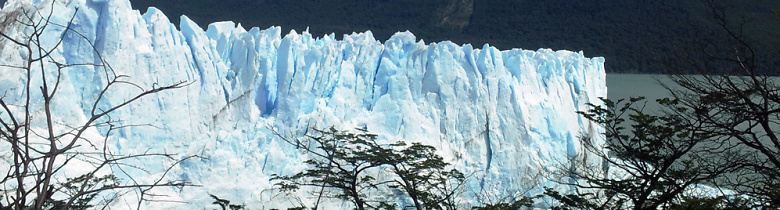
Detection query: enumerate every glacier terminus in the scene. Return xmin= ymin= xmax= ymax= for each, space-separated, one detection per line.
xmin=0 ymin=0 xmax=606 ymax=208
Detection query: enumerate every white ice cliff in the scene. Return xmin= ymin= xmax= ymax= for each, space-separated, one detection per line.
xmin=0 ymin=0 xmax=606 ymax=208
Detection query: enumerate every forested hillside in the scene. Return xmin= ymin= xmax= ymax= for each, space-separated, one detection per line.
xmin=128 ymin=0 xmax=780 ymax=74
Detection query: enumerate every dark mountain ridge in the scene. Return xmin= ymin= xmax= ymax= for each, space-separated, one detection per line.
xmin=124 ymin=0 xmax=779 ymax=74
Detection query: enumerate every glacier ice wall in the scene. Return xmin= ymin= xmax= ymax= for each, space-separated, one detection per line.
xmin=0 ymin=0 xmax=606 ymax=208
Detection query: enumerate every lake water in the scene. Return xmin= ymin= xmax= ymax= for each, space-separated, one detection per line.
xmin=607 ymin=73 xmax=672 ymax=102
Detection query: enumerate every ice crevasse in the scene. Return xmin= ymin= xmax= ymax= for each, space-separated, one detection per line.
xmin=0 ymin=0 xmax=606 ymax=208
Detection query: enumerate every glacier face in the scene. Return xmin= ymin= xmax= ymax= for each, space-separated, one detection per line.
xmin=0 ymin=0 xmax=606 ymax=208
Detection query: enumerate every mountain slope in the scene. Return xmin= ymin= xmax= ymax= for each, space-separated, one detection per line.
xmin=129 ymin=0 xmax=780 ymax=74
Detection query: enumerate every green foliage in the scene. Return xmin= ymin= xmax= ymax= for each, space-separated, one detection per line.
xmin=560 ymin=4 xmax=780 ymax=205
xmin=271 ymin=127 xmax=465 ymax=210
xmin=668 ymin=194 xmax=753 ymax=210
xmin=272 ymin=127 xmax=385 ymax=210
xmin=661 ymin=5 xmax=780 ymax=205
xmin=42 ymin=174 xmax=120 ymax=209
xmin=375 ymin=202 xmax=397 ymax=210
xmin=542 ymin=188 xmax=604 ymax=210
xmin=557 ymin=97 xmax=739 ymax=209
xmin=269 ymin=207 xmax=307 ymax=210
xmin=470 ymin=195 xmax=536 ymax=210
xmin=383 ymin=141 xmax=466 ymax=210
xmin=668 ymin=195 xmax=759 ymax=210
xmin=210 ymin=194 xmax=245 ymax=210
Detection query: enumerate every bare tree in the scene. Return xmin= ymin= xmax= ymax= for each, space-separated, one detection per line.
xmin=0 ymin=2 xmax=194 ymax=209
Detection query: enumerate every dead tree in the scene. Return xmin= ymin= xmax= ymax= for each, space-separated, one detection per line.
xmin=0 ymin=2 xmax=194 ymax=209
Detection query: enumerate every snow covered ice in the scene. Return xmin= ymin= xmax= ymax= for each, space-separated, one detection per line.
xmin=0 ymin=0 xmax=606 ymax=208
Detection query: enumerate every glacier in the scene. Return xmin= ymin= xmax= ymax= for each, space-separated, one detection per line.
xmin=0 ymin=0 xmax=606 ymax=208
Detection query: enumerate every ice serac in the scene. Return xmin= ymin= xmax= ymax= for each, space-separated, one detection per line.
xmin=0 ymin=0 xmax=606 ymax=208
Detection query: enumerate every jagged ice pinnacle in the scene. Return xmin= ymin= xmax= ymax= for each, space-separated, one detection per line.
xmin=0 ymin=0 xmax=606 ymax=208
